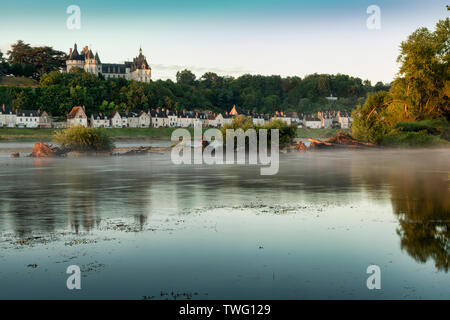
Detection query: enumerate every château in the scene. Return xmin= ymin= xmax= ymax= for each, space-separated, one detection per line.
xmin=65 ymin=44 xmax=151 ymax=83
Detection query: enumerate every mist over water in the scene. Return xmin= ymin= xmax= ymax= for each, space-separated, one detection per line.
xmin=0 ymin=147 xmax=449 ymax=299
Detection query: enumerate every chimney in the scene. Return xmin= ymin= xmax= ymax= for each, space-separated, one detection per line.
xmin=69 ymin=48 xmax=72 ymax=55
xmin=2 ymin=104 xmax=5 ymax=112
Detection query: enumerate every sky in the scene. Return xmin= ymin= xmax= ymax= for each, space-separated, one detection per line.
xmin=0 ymin=0 xmax=448 ymax=83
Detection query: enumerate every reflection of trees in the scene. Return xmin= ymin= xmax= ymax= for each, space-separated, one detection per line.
xmin=356 ymin=152 xmax=450 ymax=273
xmin=391 ymin=172 xmax=450 ymax=272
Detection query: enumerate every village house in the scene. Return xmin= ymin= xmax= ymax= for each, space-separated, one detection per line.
xmin=318 ymin=111 xmax=333 ymax=129
xmin=167 ymin=110 xmax=178 ymax=127
xmin=222 ymin=112 xmax=234 ymax=126
xmin=272 ymin=111 xmax=292 ymax=125
xmin=16 ymin=110 xmax=40 ymax=128
xmin=337 ymin=111 xmax=352 ymax=128
xmin=127 ymin=111 xmax=150 ymax=128
xmin=252 ymin=114 xmax=266 ymax=126
xmin=138 ymin=111 xmax=150 ymax=128
xmin=90 ymin=113 xmax=110 ymax=128
xmin=67 ymin=106 xmax=88 ymax=127
xmin=111 ymin=111 xmax=123 ymax=128
xmin=39 ymin=111 xmax=52 ymax=128
xmin=0 ymin=104 xmax=17 ymax=127
xmin=177 ymin=111 xmax=195 ymax=128
xmin=150 ymin=110 xmax=168 ymax=128
xmin=194 ymin=112 xmax=207 ymax=128
xmin=207 ymin=113 xmax=219 ymax=127
xmin=127 ymin=112 xmax=140 ymax=128
xmin=214 ymin=113 xmax=224 ymax=127
xmin=303 ymin=115 xmax=322 ymax=128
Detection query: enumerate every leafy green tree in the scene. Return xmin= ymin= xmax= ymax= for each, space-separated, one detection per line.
xmin=12 ymin=90 xmax=27 ymax=112
xmin=176 ymin=69 xmax=196 ymax=86
xmin=7 ymin=40 xmax=66 ymax=79
xmin=396 ymin=18 xmax=449 ymax=118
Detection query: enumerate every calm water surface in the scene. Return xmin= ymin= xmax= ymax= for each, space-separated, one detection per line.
xmin=0 ymin=146 xmax=449 ymax=299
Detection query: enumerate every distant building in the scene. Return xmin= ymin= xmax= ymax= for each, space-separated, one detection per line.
xmin=0 ymin=104 xmax=16 ymax=127
xmin=67 ymin=106 xmax=88 ymax=127
xmin=66 ymin=44 xmax=152 ymax=83
xmin=39 ymin=111 xmax=52 ymax=128
xmin=90 ymin=113 xmax=110 ymax=128
xmin=111 ymin=111 xmax=123 ymax=128
xmin=318 ymin=111 xmax=333 ymax=129
xmin=303 ymin=115 xmax=322 ymax=129
xmin=16 ymin=110 xmax=39 ymax=128
xmin=252 ymin=114 xmax=265 ymax=126
xmin=337 ymin=111 xmax=352 ymax=128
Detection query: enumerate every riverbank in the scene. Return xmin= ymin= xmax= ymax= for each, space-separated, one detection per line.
xmin=0 ymin=127 xmax=347 ymax=142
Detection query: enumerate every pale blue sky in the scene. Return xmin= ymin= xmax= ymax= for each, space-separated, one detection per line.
xmin=0 ymin=0 xmax=448 ymax=83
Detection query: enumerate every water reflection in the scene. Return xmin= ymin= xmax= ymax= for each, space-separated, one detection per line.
xmin=0 ymin=149 xmax=449 ymax=273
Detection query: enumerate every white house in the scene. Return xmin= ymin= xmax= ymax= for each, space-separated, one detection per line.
xmin=177 ymin=113 xmax=194 ymax=128
xmin=39 ymin=111 xmax=52 ymax=128
xmin=0 ymin=105 xmax=17 ymax=127
xmin=167 ymin=110 xmax=178 ymax=127
xmin=90 ymin=113 xmax=110 ymax=128
xmin=127 ymin=112 xmax=140 ymax=128
xmin=150 ymin=110 xmax=168 ymax=128
xmin=16 ymin=110 xmax=40 ymax=128
xmin=67 ymin=106 xmax=88 ymax=127
xmin=337 ymin=111 xmax=352 ymax=129
xmin=111 ymin=111 xmax=123 ymax=128
xmin=138 ymin=111 xmax=150 ymax=128
xmin=214 ymin=113 xmax=224 ymax=127
xmin=223 ymin=113 xmax=233 ymax=126
xmin=252 ymin=114 xmax=265 ymax=126
xmin=303 ymin=115 xmax=322 ymax=129
xmin=318 ymin=112 xmax=333 ymax=129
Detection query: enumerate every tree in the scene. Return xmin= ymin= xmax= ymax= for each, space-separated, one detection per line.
xmin=176 ymin=69 xmax=196 ymax=86
xmin=7 ymin=40 xmax=66 ymax=78
xmin=12 ymin=91 xmax=27 ymax=112
xmin=0 ymin=50 xmax=9 ymax=75
xmin=396 ymin=18 xmax=449 ymax=118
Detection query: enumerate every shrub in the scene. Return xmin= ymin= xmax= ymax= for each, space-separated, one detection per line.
xmin=380 ymin=131 xmax=448 ymax=148
xmin=220 ymin=115 xmax=297 ymax=147
xmin=394 ymin=118 xmax=449 ymax=137
xmin=53 ymin=126 xmax=114 ymax=152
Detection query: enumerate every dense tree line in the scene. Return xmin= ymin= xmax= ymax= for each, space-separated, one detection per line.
xmin=0 ymin=40 xmax=390 ymax=116
xmin=0 ymin=67 xmax=389 ymax=116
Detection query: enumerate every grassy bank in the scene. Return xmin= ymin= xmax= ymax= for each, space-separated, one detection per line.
xmin=0 ymin=128 xmax=58 ymax=141
xmin=0 ymin=76 xmax=39 ymax=87
xmin=0 ymin=127 xmax=195 ymax=141
xmin=0 ymin=127 xmax=348 ymax=142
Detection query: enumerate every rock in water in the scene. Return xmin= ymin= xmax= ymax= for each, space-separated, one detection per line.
xmin=10 ymin=152 xmax=20 ymax=158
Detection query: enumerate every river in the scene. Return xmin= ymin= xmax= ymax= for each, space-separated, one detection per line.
xmin=0 ymin=143 xmax=449 ymax=299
